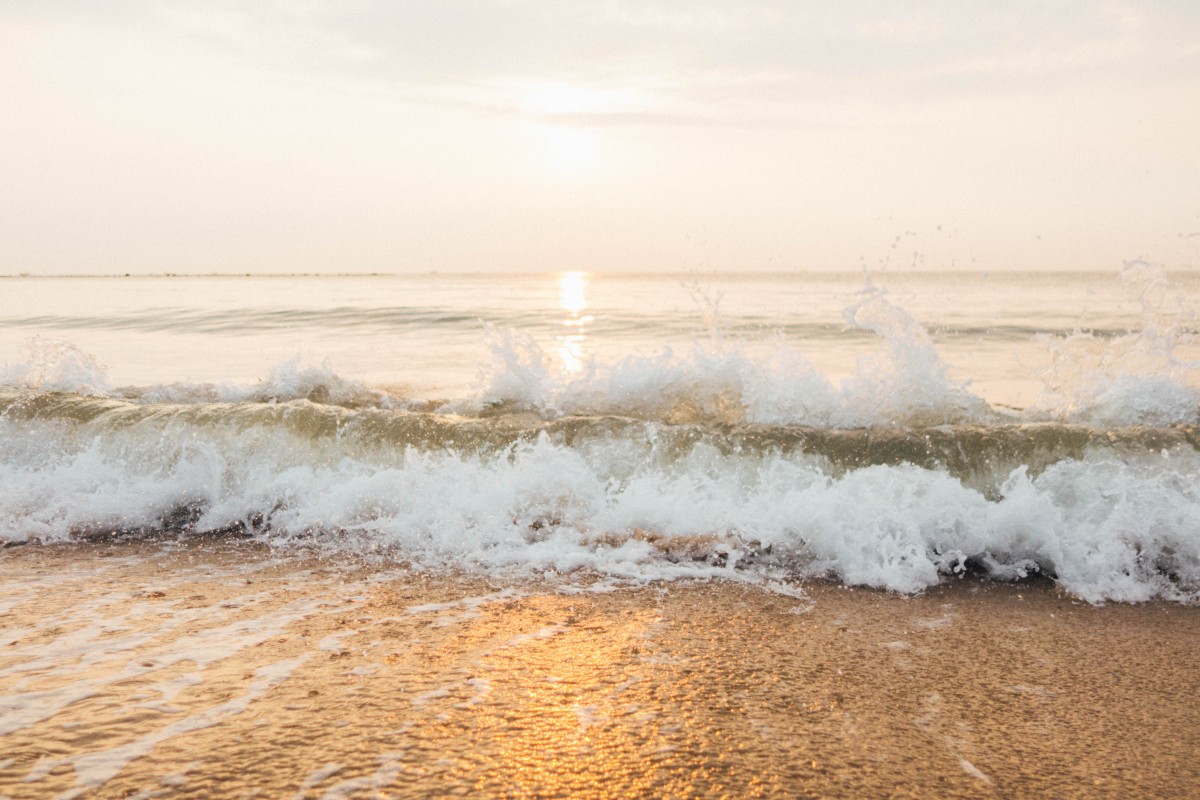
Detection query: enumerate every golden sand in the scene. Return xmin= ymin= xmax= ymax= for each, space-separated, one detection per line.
xmin=1 ymin=541 xmax=1197 ymax=799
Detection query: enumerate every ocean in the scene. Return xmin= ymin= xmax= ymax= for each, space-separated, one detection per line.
xmin=2 ymin=265 xmax=1198 ymax=603
xmin=4 ymin=266 xmax=1200 ymax=798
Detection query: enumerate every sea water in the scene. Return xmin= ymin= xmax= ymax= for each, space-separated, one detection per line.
xmin=2 ymin=265 xmax=1199 ymax=603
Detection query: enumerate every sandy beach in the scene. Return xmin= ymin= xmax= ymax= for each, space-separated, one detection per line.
xmin=8 ymin=0 xmax=1200 ymax=796
xmin=1 ymin=540 xmax=1196 ymax=799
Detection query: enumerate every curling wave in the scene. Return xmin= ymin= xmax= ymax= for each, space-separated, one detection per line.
xmin=2 ymin=390 xmax=1199 ymax=604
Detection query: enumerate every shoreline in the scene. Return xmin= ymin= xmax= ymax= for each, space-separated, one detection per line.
xmin=2 ymin=540 xmax=1198 ymax=798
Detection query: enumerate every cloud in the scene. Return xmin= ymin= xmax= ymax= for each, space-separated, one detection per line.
xmin=113 ymin=0 xmax=1197 ymax=129
xmin=2 ymin=0 xmax=1197 ymax=274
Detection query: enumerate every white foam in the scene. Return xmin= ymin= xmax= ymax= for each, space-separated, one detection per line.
xmin=0 ymin=587 xmax=328 ymax=737
xmin=3 ymin=268 xmax=1199 ymax=604
xmin=0 ymin=343 xmax=403 ymax=409
xmin=53 ymin=656 xmax=308 ymax=799
xmin=1030 ymin=262 xmax=1200 ymax=425
xmin=318 ymin=632 xmax=356 ymax=652
xmin=0 ymin=337 xmax=112 ymax=395
xmin=2 ymin=268 xmax=1196 ymax=427
xmin=403 ymin=590 xmax=519 ymax=616
xmin=458 ymin=289 xmax=995 ymax=427
xmin=959 ymin=758 xmax=993 ymax=785
xmin=137 ymin=357 xmax=402 ymax=408
xmin=2 ymin=412 xmax=1198 ymax=602
xmin=319 ymin=753 xmax=405 ymax=800
xmin=293 ymin=764 xmax=345 ymax=800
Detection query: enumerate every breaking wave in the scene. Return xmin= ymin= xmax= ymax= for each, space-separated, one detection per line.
xmin=2 ymin=263 xmax=1198 ymax=603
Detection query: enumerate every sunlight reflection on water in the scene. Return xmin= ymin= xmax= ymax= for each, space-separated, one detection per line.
xmin=557 ymin=271 xmax=593 ymax=374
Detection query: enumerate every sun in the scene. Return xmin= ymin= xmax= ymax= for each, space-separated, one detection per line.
xmin=513 ymin=81 xmax=632 ymax=177
xmin=520 ymin=81 xmax=630 ymax=117
xmin=528 ymin=124 xmax=602 ymax=177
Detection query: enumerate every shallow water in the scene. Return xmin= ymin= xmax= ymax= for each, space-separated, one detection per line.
xmin=1 ymin=542 xmax=1197 ymax=798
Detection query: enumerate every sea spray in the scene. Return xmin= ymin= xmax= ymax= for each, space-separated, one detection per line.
xmin=2 ymin=269 xmax=1199 ymax=602
xmin=464 ymin=287 xmax=995 ymax=426
xmin=1031 ymin=261 xmax=1200 ymax=425
xmin=2 ymin=397 xmax=1198 ymax=602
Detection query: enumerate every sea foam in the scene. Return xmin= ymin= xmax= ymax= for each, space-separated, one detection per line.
xmin=2 ymin=266 xmax=1198 ymax=602
xmin=1 ymin=409 xmax=1197 ymax=603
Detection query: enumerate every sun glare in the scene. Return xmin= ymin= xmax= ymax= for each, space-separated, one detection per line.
xmin=529 ymin=124 xmax=603 ymax=177
xmin=557 ymin=271 xmax=592 ymax=373
xmin=520 ymin=81 xmax=631 ymax=117
xmin=559 ymin=271 xmax=588 ymax=314
xmin=514 ymin=81 xmax=634 ymax=178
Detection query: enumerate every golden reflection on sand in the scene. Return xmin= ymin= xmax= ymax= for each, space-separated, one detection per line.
xmin=2 ymin=542 xmax=1200 ymax=798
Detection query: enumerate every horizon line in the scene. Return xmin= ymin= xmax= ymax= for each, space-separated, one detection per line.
xmin=0 ymin=266 xmax=1180 ymax=279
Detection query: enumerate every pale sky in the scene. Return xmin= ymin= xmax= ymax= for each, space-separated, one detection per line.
xmin=2 ymin=1 xmax=1198 ymax=274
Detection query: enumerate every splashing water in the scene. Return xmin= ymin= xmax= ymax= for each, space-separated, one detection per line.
xmin=2 ymin=269 xmax=1199 ymax=602
xmin=1030 ymin=262 xmax=1200 ymax=425
xmin=0 ymin=337 xmax=112 ymax=395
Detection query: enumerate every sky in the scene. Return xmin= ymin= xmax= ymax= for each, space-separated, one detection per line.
xmin=2 ymin=1 xmax=1198 ymax=275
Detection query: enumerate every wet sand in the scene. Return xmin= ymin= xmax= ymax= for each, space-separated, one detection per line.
xmin=1 ymin=540 xmax=1198 ymax=799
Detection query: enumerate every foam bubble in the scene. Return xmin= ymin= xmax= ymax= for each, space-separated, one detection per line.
xmin=462 ymin=289 xmax=994 ymax=426
xmin=3 ymin=269 xmax=1199 ymax=603
xmin=1 ymin=414 xmax=1197 ymax=603
xmin=1031 ymin=262 xmax=1200 ymax=425
xmin=0 ymin=337 xmax=112 ymax=396
xmin=2 ymin=267 xmax=1196 ymax=427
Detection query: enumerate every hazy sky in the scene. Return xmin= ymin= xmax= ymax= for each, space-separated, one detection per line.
xmin=3 ymin=1 xmax=1198 ymax=274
